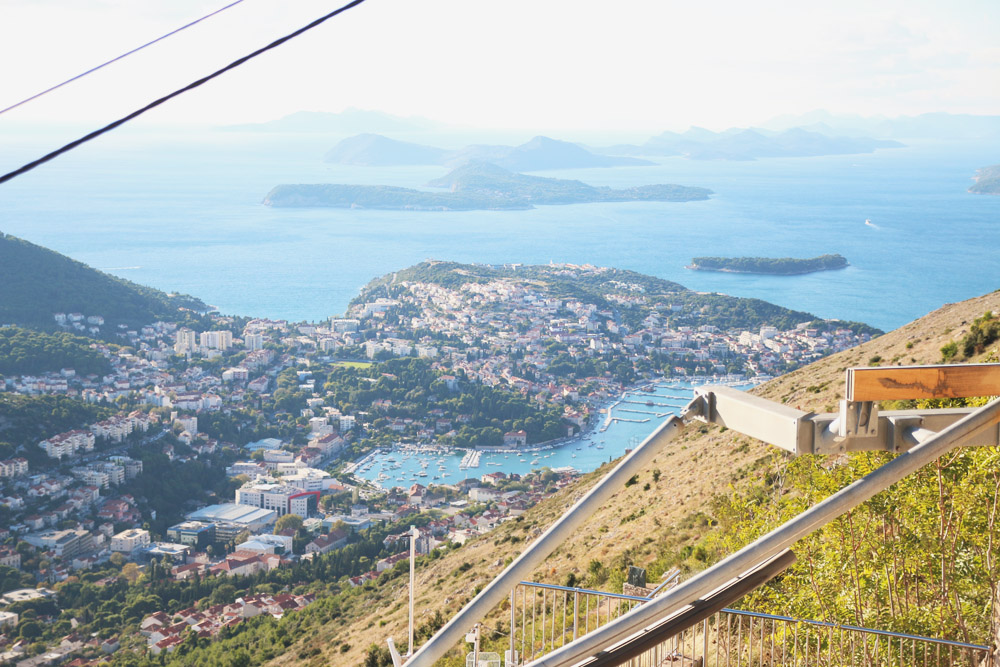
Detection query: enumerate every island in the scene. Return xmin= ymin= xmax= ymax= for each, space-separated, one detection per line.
xmin=594 ymin=127 xmax=904 ymax=161
xmin=969 ymin=164 xmax=1000 ymax=195
xmin=686 ymin=254 xmax=849 ymax=275
xmin=321 ymin=133 xmax=654 ymax=169
xmin=263 ymin=161 xmax=712 ymax=210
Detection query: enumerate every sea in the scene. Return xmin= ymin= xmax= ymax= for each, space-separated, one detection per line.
xmin=349 ymin=380 xmax=733 ymax=488
xmin=1 ymin=126 xmax=998 ymax=481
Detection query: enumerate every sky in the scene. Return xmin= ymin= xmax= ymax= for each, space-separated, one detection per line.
xmin=0 ymin=0 xmax=998 ymax=134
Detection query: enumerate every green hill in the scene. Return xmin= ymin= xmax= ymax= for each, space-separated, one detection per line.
xmin=355 ymin=260 xmax=879 ymax=335
xmin=0 ymin=326 xmax=111 ymax=376
xmin=688 ymin=253 xmax=849 ymax=274
xmin=0 ymin=232 xmax=208 ymax=331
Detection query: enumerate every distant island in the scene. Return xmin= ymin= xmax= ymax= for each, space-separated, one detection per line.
xmin=594 ymin=127 xmax=903 ymax=161
xmin=324 ymin=134 xmax=653 ymax=170
xmin=968 ymin=164 xmax=1000 ymax=195
xmin=264 ymin=161 xmax=712 ymax=210
xmin=687 ymin=254 xmax=849 ymax=275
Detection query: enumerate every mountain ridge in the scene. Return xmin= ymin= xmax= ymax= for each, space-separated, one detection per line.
xmin=0 ymin=232 xmax=208 ymax=333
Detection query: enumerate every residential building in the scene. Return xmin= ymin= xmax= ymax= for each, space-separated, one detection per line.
xmin=111 ymin=528 xmax=150 ymax=554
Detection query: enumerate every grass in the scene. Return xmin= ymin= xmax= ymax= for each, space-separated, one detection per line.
xmin=332 ymin=360 xmax=374 ymax=369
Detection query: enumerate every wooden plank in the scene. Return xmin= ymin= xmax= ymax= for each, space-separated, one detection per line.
xmin=847 ymin=364 xmax=1000 ymax=402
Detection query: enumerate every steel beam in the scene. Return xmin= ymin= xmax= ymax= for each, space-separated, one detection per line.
xmin=694 ymin=386 xmax=814 ymax=455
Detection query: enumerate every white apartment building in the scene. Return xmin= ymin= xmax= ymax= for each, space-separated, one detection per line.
xmin=111 ymin=528 xmax=150 ymax=554
xmin=40 ymin=430 xmax=95 ymax=459
xmin=0 ymin=458 xmax=28 ymax=478
xmin=236 ymin=482 xmax=317 ymax=517
xmin=199 ymin=330 xmax=233 ymax=351
xmin=174 ymin=328 xmax=197 ymax=354
xmin=245 ymin=332 xmax=264 ymax=351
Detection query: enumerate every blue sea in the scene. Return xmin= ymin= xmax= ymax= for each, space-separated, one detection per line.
xmin=1 ymin=127 xmax=998 ymax=333
xmin=2 ymin=126 xmax=998 ymax=476
xmin=353 ymin=381 xmax=726 ymax=489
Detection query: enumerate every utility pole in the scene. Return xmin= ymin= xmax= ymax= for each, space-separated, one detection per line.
xmin=408 ymin=524 xmax=418 ymax=657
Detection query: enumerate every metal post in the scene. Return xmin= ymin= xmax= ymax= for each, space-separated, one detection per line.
xmin=474 ymin=623 xmax=480 ymax=667
xmin=406 ymin=413 xmax=693 ymax=666
xmin=510 ymin=588 xmax=516 ymax=667
xmin=703 ymin=618 xmax=708 ymax=665
xmin=524 ymin=397 xmax=1000 ymax=667
xmin=409 ymin=525 xmax=417 ymax=657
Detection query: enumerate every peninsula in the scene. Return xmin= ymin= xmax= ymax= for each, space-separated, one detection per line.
xmin=687 ymin=253 xmax=849 ymax=275
xmin=264 ymin=161 xmax=712 ymax=210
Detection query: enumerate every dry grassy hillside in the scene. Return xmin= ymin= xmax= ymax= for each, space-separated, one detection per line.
xmin=274 ymin=289 xmax=1000 ymax=666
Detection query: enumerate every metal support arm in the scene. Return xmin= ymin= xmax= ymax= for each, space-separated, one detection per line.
xmin=525 ymin=396 xmax=1000 ymax=667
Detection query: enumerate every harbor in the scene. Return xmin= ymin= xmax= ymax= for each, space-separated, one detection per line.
xmin=352 ymin=377 xmax=755 ymax=489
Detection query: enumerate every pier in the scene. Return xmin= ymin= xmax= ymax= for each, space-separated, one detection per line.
xmin=459 ymin=450 xmax=482 ymax=470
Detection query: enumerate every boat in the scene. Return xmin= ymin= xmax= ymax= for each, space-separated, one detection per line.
xmin=530 ymin=459 xmax=539 ymax=464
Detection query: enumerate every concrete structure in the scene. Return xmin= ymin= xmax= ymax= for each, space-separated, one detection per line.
xmin=111 ymin=528 xmax=150 ymax=554
xmin=185 ymin=504 xmax=277 ymax=541
xmin=199 ymin=330 xmax=233 ymax=351
xmin=166 ymin=521 xmax=216 ymax=550
xmin=235 ymin=481 xmax=319 ymax=517
xmin=39 ymin=430 xmax=95 ymax=458
xmin=235 ymin=534 xmax=292 ymax=555
xmin=0 ymin=458 xmax=28 ymax=478
xmin=23 ymin=529 xmax=94 ymax=559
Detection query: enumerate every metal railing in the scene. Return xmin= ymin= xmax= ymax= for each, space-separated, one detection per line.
xmin=404 ymin=382 xmax=1000 ymax=667
xmin=507 ymin=582 xmax=649 ymax=664
xmin=504 ymin=582 xmax=993 ymax=667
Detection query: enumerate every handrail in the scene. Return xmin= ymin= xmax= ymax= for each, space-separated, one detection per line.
xmin=722 ymin=608 xmax=992 ymax=651
xmin=525 ymin=396 xmax=1000 ymax=666
xmin=516 ymin=581 xmax=652 ymax=603
xmin=579 ymin=550 xmax=797 ymax=667
xmin=405 ymin=404 xmax=698 ymax=667
xmin=512 ymin=579 xmax=993 ymax=655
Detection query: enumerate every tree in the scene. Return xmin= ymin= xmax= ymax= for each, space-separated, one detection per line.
xmin=121 ymin=563 xmax=140 ymax=584
xmin=274 ymin=514 xmax=303 ymax=534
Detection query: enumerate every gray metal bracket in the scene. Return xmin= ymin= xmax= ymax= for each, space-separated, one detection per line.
xmin=694 ymin=386 xmax=1000 ymax=456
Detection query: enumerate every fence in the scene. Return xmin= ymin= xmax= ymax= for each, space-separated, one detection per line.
xmin=505 ymin=582 xmax=993 ymax=667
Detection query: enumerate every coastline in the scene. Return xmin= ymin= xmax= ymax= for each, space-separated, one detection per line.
xmin=346 ymin=374 xmax=763 ymax=490
xmin=685 ymin=263 xmax=849 ymax=276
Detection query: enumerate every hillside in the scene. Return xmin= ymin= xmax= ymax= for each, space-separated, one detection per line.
xmin=320 ymin=134 xmax=653 ymax=170
xmin=0 ymin=233 xmax=208 ymax=331
xmin=323 ymin=134 xmax=449 ymax=166
xmin=356 ymin=260 xmax=878 ymax=335
xmin=273 ymin=288 xmax=1000 ymax=666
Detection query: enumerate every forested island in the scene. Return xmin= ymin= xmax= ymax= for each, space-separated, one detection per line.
xmin=968 ymin=164 xmax=1000 ymax=194
xmin=264 ymin=161 xmax=712 ymax=210
xmin=687 ymin=253 xmax=849 ymax=275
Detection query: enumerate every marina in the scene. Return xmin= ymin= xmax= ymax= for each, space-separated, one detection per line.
xmin=353 ymin=378 xmax=754 ymax=489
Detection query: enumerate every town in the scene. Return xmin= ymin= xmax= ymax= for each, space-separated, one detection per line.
xmin=0 ymin=262 xmax=872 ymax=665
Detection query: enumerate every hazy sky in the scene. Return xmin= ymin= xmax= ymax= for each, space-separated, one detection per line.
xmin=1 ymin=0 xmax=998 ymax=132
